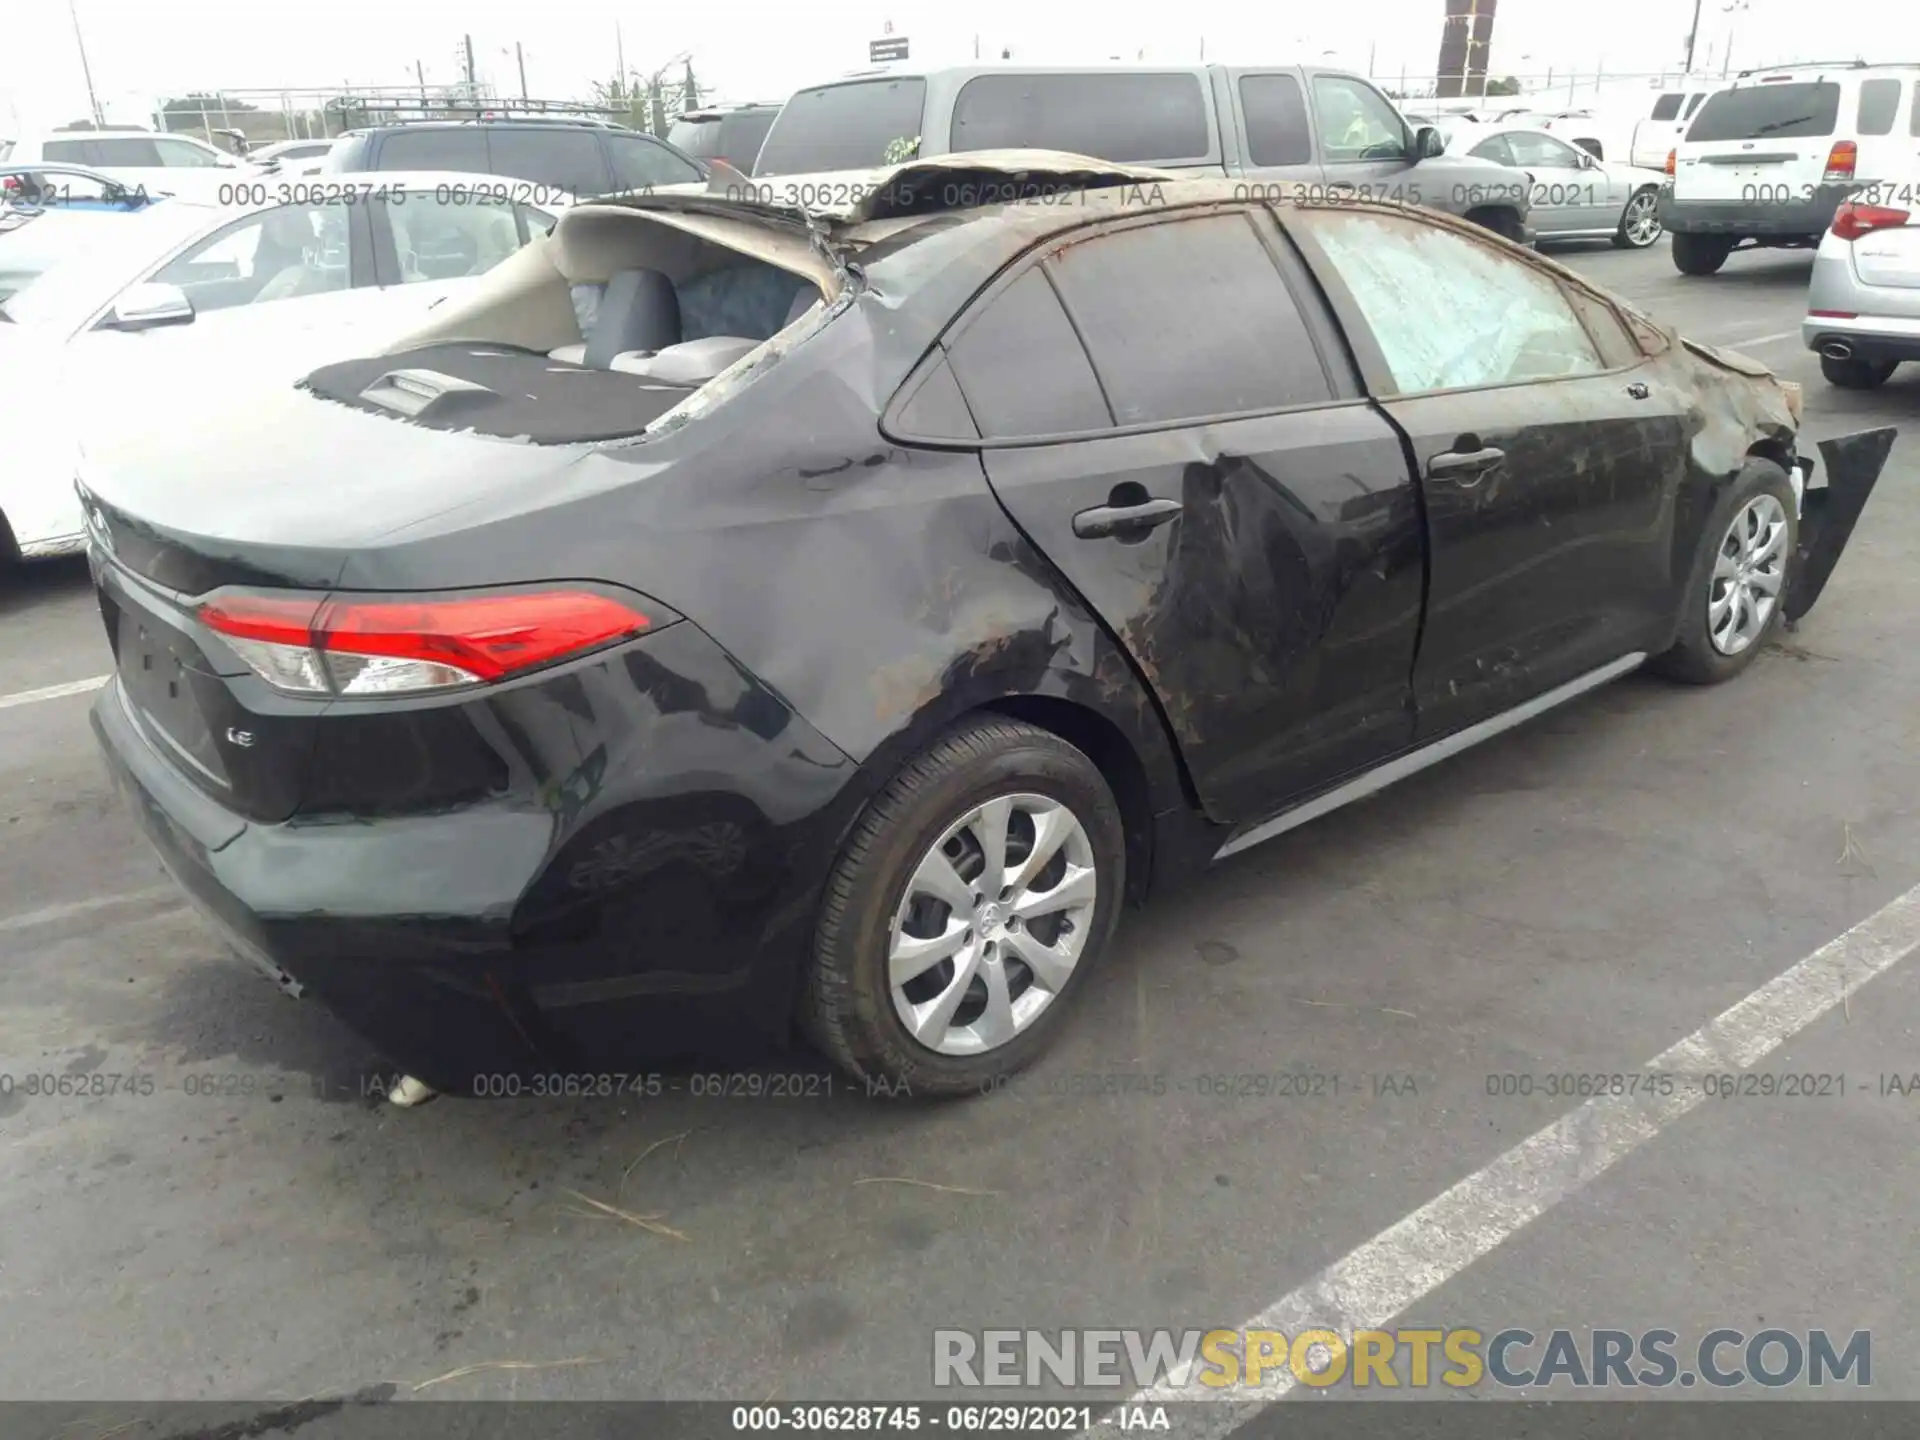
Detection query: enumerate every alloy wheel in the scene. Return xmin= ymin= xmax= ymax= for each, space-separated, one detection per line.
xmin=1624 ymin=192 xmax=1662 ymax=247
xmin=1708 ymin=493 xmax=1788 ymax=656
xmin=887 ymin=792 xmax=1098 ymax=1056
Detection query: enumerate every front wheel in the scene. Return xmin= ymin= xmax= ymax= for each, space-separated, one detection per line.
xmin=801 ymin=717 xmax=1126 ymax=1096
xmin=1820 ymin=353 xmax=1898 ymax=390
xmin=1648 ymin=460 xmax=1798 ymax=685
xmin=1671 ymin=230 xmax=1734 ymax=275
xmin=1612 ymin=188 xmax=1663 ymax=249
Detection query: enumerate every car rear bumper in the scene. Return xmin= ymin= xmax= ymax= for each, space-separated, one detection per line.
xmin=1657 ymin=184 xmax=1852 ymax=238
xmin=90 ymin=621 xmax=861 ymax=1093
xmin=1802 ymin=315 xmax=1920 ymax=365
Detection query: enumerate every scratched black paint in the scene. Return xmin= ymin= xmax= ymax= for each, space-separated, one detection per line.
xmin=80 ymin=178 xmax=1894 ymax=1087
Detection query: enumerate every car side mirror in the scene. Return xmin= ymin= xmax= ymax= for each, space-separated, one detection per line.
xmin=107 ymin=282 xmax=194 ymax=331
xmin=1415 ymin=126 xmax=1445 ymax=159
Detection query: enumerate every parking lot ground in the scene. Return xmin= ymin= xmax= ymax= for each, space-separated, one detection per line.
xmin=1 ymin=241 xmax=1917 ymax=1411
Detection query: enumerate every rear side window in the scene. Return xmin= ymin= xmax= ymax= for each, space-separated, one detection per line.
xmin=1044 ymin=212 xmax=1333 ymax=426
xmin=487 ymin=128 xmax=609 ymax=195
xmin=667 ymin=119 xmax=722 ymax=159
xmin=722 ymin=111 xmax=778 ymax=169
xmin=944 ymin=267 xmax=1110 ymax=439
xmin=951 ymin=73 xmax=1211 ymax=163
xmin=1649 ymin=94 xmax=1683 ymax=121
xmin=42 ymin=138 xmax=92 ymax=162
xmin=1468 ymin=135 xmax=1517 ymax=166
xmin=754 ymin=79 xmax=927 ymax=175
xmin=1857 ymin=78 xmax=1902 ymax=137
xmin=1682 ymin=93 xmax=1709 ymax=118
xmin=376 ymin=128 xmax=488 ymax=172
xmin=92 ymin=136 xmax=163 ymax=166
xmin=607 ymin=134 xmax=702 ymax=190
xmin=1685 ymin=82 xmax=1840 ymax=142
xmin=1238 ymin=74 xmax=1312 ymax=167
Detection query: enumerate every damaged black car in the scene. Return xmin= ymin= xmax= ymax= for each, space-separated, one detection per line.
xmin=81 ymin=151 xmax=1897 ymax=1098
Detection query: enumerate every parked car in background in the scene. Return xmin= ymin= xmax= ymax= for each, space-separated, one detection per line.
xmin=1441 ymin=124 xmax=1668 ymax=246
xmin=245 ymin=138 xmax=336 ymax=176
xmin=1661 ymin=63 xmax=1920 ymax=276
xmin=0 ymin=205 xmax=152 ymax=294
xmin=0 ymin=173 xmax=564 ymax=563
xmin=1804 ymin=180 xmax=1920 ymax=389
xmin=4 ymin=128 xmax=240 ymax=202
xmin=1630 ymin=80 xmax=1728 ymax=168
xmin=668 ymin=103 xmax=782 ymax=174
xmin=755 ymin=64 xmax=1536 ymax=241
xmin=2 ymin=162 xmax=166 ymax=214
xmin=79 ymin=151 xmax=1892 ymax=1097
xmin=318 ymin=119 xmax=705 ymax=198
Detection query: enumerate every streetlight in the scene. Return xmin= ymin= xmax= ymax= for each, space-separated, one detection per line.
xmin=67 ymin=0 xmax=104 ymax=128
xmin=1721 ymin=0 xmax=1750 ymax=76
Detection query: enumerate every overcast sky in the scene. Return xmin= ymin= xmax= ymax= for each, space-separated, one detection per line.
xmin=2 ymin=0 xmax=1907 ymax=132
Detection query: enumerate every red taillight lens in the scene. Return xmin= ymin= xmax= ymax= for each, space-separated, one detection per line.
xmin=199 ymin=589 xmax=655 ymax=696
xmin=1665 ymin=148 xmax=1676 ymax=177
xmin=1830 ymin=201 xmax=1910 ymax=241
xmin=1823 ymin=141 xmax=1857 ymax=182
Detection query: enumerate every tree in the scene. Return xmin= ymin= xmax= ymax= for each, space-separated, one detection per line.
xmin=1483 ymin=75 xmax=1522 ymax=95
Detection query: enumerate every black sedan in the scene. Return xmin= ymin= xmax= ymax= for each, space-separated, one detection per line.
xmin=80 ymin=153 xmax=1896 ymax=1099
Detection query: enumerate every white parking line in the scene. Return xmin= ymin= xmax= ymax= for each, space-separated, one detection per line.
xmin=1097 ymin=879 xmax=1920 ymax=1429
xmin=0 ymin=886 xmax=181 ymax=932
xmin=0 ymin=675 xmax=109 ymax=712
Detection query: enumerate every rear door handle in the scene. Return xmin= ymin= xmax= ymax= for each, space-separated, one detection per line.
xmin=1427 ymin=447 xmax=1505 ymax=481
xmin=1072 ymin=498 xmax=1184 ymax=540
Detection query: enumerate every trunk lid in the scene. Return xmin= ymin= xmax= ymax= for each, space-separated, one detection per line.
xmin=1852 ymin=217 xmax=1920 ymax=290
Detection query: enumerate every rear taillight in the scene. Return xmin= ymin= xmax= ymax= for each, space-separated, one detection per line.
xmin=1823 ymin=141 xmax=1857 ymax=182
xmin=199 ymin=588 xmax=655 ymax=697
xmin=1830 ymin=201 xmax=1910 ymax=241
xmin=1665 ymin=149 xmax=1676 ymax=177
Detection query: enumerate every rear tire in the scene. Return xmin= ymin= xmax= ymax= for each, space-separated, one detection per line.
xmin=1820 ymin=353 xmax=1898 ymax=390
xmin=1648 ymin=460 xmax=1797 ymax=685
xmin=1671 ymin=231 xmax=1734 ymax=275
xmin=802 ymin=717 xmax=1126 ymax=1097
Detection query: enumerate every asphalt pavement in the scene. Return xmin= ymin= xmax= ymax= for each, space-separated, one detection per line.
xmin=1 ymin=240 xmax=1916 ymax=1415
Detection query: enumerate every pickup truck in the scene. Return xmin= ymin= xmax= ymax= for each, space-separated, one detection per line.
xmin=751 ymin=63 xmax=1535 ymax=242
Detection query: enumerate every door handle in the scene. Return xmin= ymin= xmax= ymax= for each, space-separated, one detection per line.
xmin=1072 ymin=497 xmax=1184 ymax=540
xmin=1427 ymin=446 xmax=1505 ymax=480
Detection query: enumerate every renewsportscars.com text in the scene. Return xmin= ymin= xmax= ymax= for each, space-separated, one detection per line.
xmin=933 ymin=1327 xmax=1871 ymax=1390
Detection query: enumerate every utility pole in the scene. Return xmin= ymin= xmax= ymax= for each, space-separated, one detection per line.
xmin=416 ymin=60 xmax=427 ymax=107
xmin=516 ymin=42 xmax=529 ymax=101
xmin=67 ymin=0 xmax=104 ymax=128
xmin=463 ymin=33 xmax=476 ymax=90
xmin=1683 ymin=0 xmax=1704 ymax=72
xmin=615 ymin=22 xmax=628 ymax=94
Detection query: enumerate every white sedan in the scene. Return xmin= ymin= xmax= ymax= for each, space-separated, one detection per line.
xmin=0 ymin=172 xmax=564 ymax=562
xmin=1441 ymin=124 xmax=1670 ymax=248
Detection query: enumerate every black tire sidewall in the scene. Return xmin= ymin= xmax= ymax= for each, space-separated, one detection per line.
xmin=819 ymin=728 xmax=1125 ymax=1096
xmin=1662 ymin=463 xmax=1798 ymax=682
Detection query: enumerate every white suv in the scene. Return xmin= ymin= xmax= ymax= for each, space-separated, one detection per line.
xmin=5 ymin=128 xmax=240 ymax=202
xmin=1659 ymin=62 xmax=1920 ymax=276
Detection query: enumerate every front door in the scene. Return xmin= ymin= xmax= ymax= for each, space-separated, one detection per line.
xmin=942 ymin=207 xmax=1425 ymax=822
xmin=1288 ymin=203 xmax=1691 ymax=740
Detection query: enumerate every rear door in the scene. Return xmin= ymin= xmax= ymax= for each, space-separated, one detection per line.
xmin=485 ymin=126 xmax=611 ymax=196
xmin=1222 ymin=70 xmax=1326 ymax=189
xmin=1287 ymin=204 xmax=1690 ymax=740
xmin=944 ymin=207 xmax=1424 ymax=822
xmin=1676 ymin=78 xmax=1843 ymax=202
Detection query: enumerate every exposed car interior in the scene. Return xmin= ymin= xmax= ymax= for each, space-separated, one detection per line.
xmin=302 ymin=202 xmax=835 ymax=440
